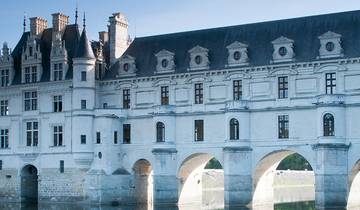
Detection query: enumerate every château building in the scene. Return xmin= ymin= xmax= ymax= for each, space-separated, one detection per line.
xmin=1 ymin=9 xmax=360 ymax=209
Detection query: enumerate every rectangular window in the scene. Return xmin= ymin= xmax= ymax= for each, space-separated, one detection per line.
xmin=278 ymin=76 xmax=288 ymax=99
xmin=103 ymin=103 xmax=108 ymax=109
xmin=278 ymin=115 xmax=289 ymax=139
xmin=96 ymin=132 xmax=101 ymax=144
xmin=26 ymin=121 xmax=38 ymax=147
xmin=81 ymin=71 xmax=87 ymax=81
xmin=114 ymin=131 xmax=118 ymax=144
xmin=123 ymin=124 xmax=131 ymax=144
xmin=24 ymin=91 xmax=37 ymax=111
xmin=161 ymin=86 xmax=169 ymax=105
xmin=123 ymin=89 xmax=130 ymax=109
xmin=0 ymin=100 xmax=8 ymax=116
xmin=81 ymin=135 xmax=86 ymax=144
xmin=31 ymin=66 xmax=37 ymax=83
xmin=326 ymin=73 xmax=336 ymax=94
xmin=53 ymin=95 xmax=63 ymax=112
xmin=25 ymin=67 xmax=30 ymax=83
xmin=59 ymin=160 xmax=64 ymax=173
xmin=194 ymin=83 xmax=203 ymax=104
xmin=194 ymin=120 xmax=204 ymax=141
xmin=0 ymin=69 xmax=9 ymax=87
xmin=233 ymin=80 xmax=242 ymax=100
xmin=54 ymin=63 xmax=63 ymax=81
xmin=81 ymin=100 xmax=87 ymax=109
xmin=53 ymin=126 xmax=63 ymax=146
xmin=0 ymin=129 xmax=9 ymax=149
xmin=0 ymin=160 xmax=2 ymax=170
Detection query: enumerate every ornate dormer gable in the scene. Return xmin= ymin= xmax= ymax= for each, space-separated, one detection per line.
xmin=155 ymin=49 xmax=175 ymax=74
xmin=271 ymin=36 xmax=295 ymax=63
xmin=318 ymin=31 xmax=344 ymax=59
xmin=188 ymin=45 xmax=210 ymax=71
xmin=117 ymin=55 xmax=137 ymax=77
xmin=0 ymin=42 xmax=14 ymax=87
xmin=226 ymin=41 xmax=249 ymax=67
xmin=21 ymin=35 xmax=43 ymax=83
xmin=50 ymin=32 xmax=68 ymax=81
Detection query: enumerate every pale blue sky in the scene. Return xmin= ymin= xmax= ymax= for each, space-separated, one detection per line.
xmin=1 ymin=0 xmax=360 ymax=48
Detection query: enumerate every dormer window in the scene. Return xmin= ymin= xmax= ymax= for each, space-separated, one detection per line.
xmin=155 ymin=49 xmax=175 ymax=74
xmin=0 ymin=69 xmax=9 ymax=87
xmin=53 ymin=63 xmax=63 ymax=81
xmin=118 ymin=55 xmax=137 ymax=77
xmin=188 ymin=45 xmax=209 ymax=71
xmin=0 ymin=43 xmax=14 ymax=86
xmin=271 ymin=36 xmax=295 ymax=63
xmin=318 ymin=31 xmax=343 ymax=59
xmin=226 ymin=41 xmax=249 ymax=67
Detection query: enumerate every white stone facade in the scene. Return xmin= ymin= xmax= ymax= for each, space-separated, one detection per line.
xmin=0 ymin=10 xmax=360 ymax=209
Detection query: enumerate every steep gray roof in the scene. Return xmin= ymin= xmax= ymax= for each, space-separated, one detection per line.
xmin=105 ymin=10 xmax=360 ymax=79
xmin=75 ymin=29 xmax=95 ymax=59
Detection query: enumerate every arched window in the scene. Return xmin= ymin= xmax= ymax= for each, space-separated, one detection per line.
xmin=229 ymin=118 xmax=239 ymax=140
xmin=156 ymin=122 xmax=165 ymax=142
xmin=323 ymin=113 xmax=335 ymax=136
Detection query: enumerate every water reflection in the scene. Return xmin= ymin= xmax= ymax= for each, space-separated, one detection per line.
xmin=1 ymin=201 xmax=356 ymax=210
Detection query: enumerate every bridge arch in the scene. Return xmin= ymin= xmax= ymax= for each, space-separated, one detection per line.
xmin=132 ymin=159 xmax=153 ymax=205
xmin=253 ymin=149 xmax=315 ymax=207
xmin=348 ymin=159 xmax=360 ymax=208
xmin=177 ymin=152 xmax=224 ymax=208
xmin=20 ymin=164 xmax=38 ymax=203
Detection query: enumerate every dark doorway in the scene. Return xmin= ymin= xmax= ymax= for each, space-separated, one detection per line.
xmin=20 ymin=165 xmax=38 ymax=203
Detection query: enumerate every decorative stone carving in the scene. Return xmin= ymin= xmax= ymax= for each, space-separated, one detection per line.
xmin=50 ymin=32 xmax=68 ymax=81
xmin=155 ymin=49 xmax=175 ymax=73
xmin=318 ymin=31 xmax=343 ymax=59
xmin=21 ymin=35 xmax=43 ymax=83
xmin=188 ymin=45 xmax=209 ymax=71
xmin=271 ymin=36 xmax=295 ymax=63
xmin=117 ymin=55 xmax=137 ymax=77
xmin=226 ymin=41 xmax=249 ymax=67
xmin=0 ymin=42 xmax=14 ymax=86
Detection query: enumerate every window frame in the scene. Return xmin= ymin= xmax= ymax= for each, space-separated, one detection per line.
xmin=323 ymin=113 xmax=335 ymax=136
xmin=26 ymin=121 xmax=39 ymax=147
xmin=0 ymin=69 xmax=9 ymax=87
xmin=81 ymin=100 xmax=87 ymax=110
xmin=81 ymin=71 xmax=87 ymax=81
xmin=0 ymin=128 xmax=9 ymax=149
xmin=194 ymin=83 xmax=203 ymax=104
xmin=278 ymin=115 xmax=289 ymax=139
xmin=53 ymin=95 xmax=63 ymax=112
xmin=278 ymin=76 xmax=288 ymax=99
xmin=325 ymin=73 xmax=336 ymax=95
xmin=59 ymin=160 xmax=64 ymax=173
xmin=24 ymin=91 xmax=37 ymax=111
xmin=96 ymin=132 xmax=101 ymax=144
xmin=233 ymin=80 xmax=242 ymax=101
xmin=123 ymin=89 xmax=131 ymax=109
xmin=194 ymin=119 xmax=204 ymax=141
xmin=80 ymin=134 xmax=86 ymax=144
xmin=160 ymin=86 xmax=169 ymax=105
xmin=0 ymin=100 xmax=8 ymax=116
xmin=229 ymin=118 xmax=239 ymax=140
xmin=123 ymin=124 xmax=131 ymax=144
xmin=156 ymin=122 xmax=165 ymax=142
xmin=53 ymin=125 xmax=63 ymax=147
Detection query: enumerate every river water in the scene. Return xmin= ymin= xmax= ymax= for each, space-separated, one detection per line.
xmin=0 ymin=201 xmax=316 ymax=210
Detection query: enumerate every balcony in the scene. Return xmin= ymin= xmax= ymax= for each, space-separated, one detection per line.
xmin=94 ymin=108 xmax=128 ymax=119
xmin=225 ymin=100 xmax=249 ymax=111
xmin=313 ymin=94 xmax=345 ymax=105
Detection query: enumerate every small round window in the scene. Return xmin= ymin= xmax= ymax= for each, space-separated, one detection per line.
xmin=123 ymin=63 xmax=129 ymax=72
xmin=278 ymin=47 xmax=287 ymax=57
xmin=233 ymin=51 xmax=241 ymax=61
xmin=325 ymin=42 xmax=335 ymax=52
xmin=195 ymin=55 xmax=202 ymax=65
xmin=161 ymin=59 xmax=168 ymax=68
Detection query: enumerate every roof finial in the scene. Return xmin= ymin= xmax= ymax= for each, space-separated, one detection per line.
xmin=23 ymin=12 xmax=26 ymax=33
xmin=83 ymin=12 xmax=86 ymax=29
xmin=75 ymin=3 xmax=78 ymax=24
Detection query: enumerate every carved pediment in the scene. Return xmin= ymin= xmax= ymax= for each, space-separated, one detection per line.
xmin=155 ymin=49 xmax=175 ymax=73
xmin=226 ymin=41 xmax=249 ymax=67
xmin=188 ymin=45 xmax=209 ymax=71
xmin=271 ymin=36 xmax=295 ymax=63
xmin=272 ymin=36 xmax=294 ymax=44
xmin=318 ymin=31 xmax=343 ymax=59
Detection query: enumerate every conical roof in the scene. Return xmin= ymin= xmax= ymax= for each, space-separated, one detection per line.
xmin=74 ymin=29 xmax=95 ymax=59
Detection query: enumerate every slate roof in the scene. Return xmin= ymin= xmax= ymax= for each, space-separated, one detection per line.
xmin=104 ymin=10 xmax=360 ymax=80
xmin=75 ymin=29 xmax=95 ymax=59
xmin=10 ymin=24 xmax=81 ymax=85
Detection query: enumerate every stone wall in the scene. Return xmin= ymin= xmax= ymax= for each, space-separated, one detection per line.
xmin=0 ymin=168 xmax=20 ymax=202
xmin=38 ymin=168 xmax=87 ymax=202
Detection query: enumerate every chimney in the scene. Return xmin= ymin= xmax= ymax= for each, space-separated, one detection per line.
xmin=30 ymin=17 xmax=48 ymax=36
xmin=99 ymin=31 xmax=109 ymax=44
xmin=52 ymin=13 xmax=69 ymax=32
xmin=109 ymin=13 xmax=129 ymax=65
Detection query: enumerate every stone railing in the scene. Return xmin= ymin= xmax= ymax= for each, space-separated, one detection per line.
xmin=314 ymin=94 xmax=345 ymax=105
